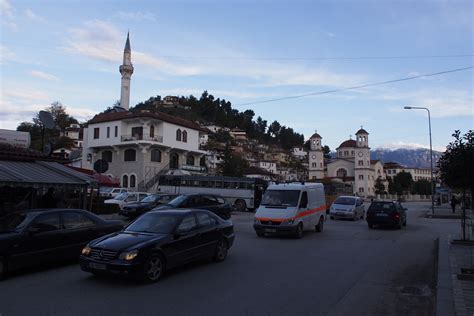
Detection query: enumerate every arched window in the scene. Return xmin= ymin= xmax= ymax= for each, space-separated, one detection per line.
xmin=359 ymin=174 xmax=364 ymax=180
xmin=151 ymin=149 xmax=161 ymax=162
xmin=150 ymin=125 xmax=155 ymax=138
xmin=122 ymin=175 xmax=128 ymax=188
xmin=176 ymin=129 xmax=182 ymax=141
xmin=312 ymin=162 xmax=317 ymax=168
xmin=102 ymin=150 xmax=113 ymax=162
xmin=124 ymin=149 xmax=136 ymax=161
xmin=336 ymin=168 xmax=347 ymax=178
xmin=186 ymin=154 xmax=195 ymax=165
xmin=170 ymin=153 xmax=179 ymax=169
xmin=182 ymin=130 xmax=187 ymax=142
xmin=130 ymin=175 xmax=136 ymax=188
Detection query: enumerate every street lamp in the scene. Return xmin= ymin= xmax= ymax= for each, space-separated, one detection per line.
xmin=404 ymin=106 xmax=435 ymax=214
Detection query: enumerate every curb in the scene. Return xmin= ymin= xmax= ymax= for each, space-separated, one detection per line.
xmin=436 ymin=235 xmax=456 ymax=316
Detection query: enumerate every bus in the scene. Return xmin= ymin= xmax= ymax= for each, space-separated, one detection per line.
xmin=157 ymin=175 xmax=267 ymax=212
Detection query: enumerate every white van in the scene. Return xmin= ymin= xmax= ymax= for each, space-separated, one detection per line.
xmin=253 ymin=183 xmax=326 ymax=238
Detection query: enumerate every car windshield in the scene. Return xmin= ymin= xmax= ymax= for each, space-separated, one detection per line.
xmin=114 ymin=193 xmax=128 ymax=200
xmin=261 ymin=190 xmax=300 ymax=207
xmin=100 ymin=187 xmax=113 ymax=193
xmin=141 ymin=195 xmax=159 ymax=203
xmin=125 ymin=213 xmax=181 ymax=234
xmin=334 ymin=197 xmax=356 ymax=205
xmin=168 ymin=195 xmax=187 ymax=207
xmin=0 ymin=213 xmax=29 ymax=232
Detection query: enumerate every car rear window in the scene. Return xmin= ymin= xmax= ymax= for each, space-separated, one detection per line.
xmin=368 ymin=202 xmax=394 ymax=211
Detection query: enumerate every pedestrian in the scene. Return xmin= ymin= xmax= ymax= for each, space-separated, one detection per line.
xmin=40 ymin=187 xmax=57 ymax=208
xmin=450 ymin=196 xmax=457 ymax=213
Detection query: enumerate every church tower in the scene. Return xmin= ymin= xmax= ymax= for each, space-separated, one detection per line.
xmin=119 ymin=32 xmax=134 ymax=110
xmin=308 ymin=132 xmax=325 ymax=180
xmin=354 ymin=127 xmax=370 ymax=197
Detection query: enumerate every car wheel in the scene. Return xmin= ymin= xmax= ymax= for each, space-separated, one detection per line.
xmin=315 ymin=217 xmax=324 ymax=232
xmin=360 ymin=213 xmax=364 ymax=220
xmin=403 ymin=219 xmax=407 ymax=226
xmin=235 ymin=200 xmax=247 ymax=212
xmin=256 ymin=231 xmax=265 ymax=237
xmin=142 ymin=254 xmax=165 ymax=283
xmin=330 ymin=216 xmax=335 ymax=220
xmin=214 ymin=239 xmax=228 ymax=262
xmin=295 ymin=223 xmax=303 ymax=239
xmin=0 ymin=257 xmax=7 ymax=281
xmin=368 ymin=223 xmax=374 ymax=229
xmin=396 ymin=219 xmax=402 ymax=230
xmin=352 ymin=213 xmax=357 ymax=221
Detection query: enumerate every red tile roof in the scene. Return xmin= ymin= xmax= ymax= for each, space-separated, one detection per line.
xmin=88 ymin=111 xmax=208 ymax=132
xmin=337 ymin=139 xmax=357 ymax=149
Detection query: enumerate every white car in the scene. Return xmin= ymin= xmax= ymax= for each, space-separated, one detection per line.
xmin=104 ymin=192 xmax=150 ymax=210
xmin=329 ymin=196 xmax=365 ymax=220
xmin=100 ymin=187 xmax=129 ymax=198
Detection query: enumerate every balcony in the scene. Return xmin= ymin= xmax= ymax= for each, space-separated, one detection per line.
xmin=179 ymin=164 xmax=207 ymax=172
xmin=121 ymin=135 xmax=163 ymax=143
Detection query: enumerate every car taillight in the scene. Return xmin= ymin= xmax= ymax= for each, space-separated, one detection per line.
xmin=392 ymin=212 xmax=400 ymax=219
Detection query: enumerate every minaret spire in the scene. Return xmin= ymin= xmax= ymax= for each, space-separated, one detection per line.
xmin=119 ymin=32 xmax=134 ymax=110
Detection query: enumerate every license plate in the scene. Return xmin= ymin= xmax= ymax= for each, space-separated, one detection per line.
xmin=265 ymin=228 xmax=277 ymax=233
xmin=376 ymin=213 xmax=388 ymax=217
xmin=337 ymin=212 xmax=345 ymax=216
xmin=89 ymin=262 xmax=106 ymax=270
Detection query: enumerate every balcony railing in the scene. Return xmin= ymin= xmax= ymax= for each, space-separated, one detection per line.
xmin=179 ymin=164 xmax=207 ymax=172
xmin=121 ymin=135 xmax=163 ymax=143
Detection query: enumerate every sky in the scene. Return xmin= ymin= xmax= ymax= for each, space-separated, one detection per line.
xmin=0 ymin=0 xmax=472 ymax=152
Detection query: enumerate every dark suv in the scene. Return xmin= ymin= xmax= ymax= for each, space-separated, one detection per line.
xmin=120 ymin=194 xmax=178 ymax=219
xmin=152 ymin=194 xmax=233 ymax=220
xmin=366 ymin=201 xmax=407 ymax=229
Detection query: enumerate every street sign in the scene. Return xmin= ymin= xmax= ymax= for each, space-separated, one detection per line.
xmin=93 ymin=159 xmax=109 ymax=174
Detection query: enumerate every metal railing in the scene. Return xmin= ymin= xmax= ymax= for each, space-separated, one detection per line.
xmin=121 ymin=135 xmax=163 ymax=143
xmin=179 ymin=164 xmax=207 ymax=172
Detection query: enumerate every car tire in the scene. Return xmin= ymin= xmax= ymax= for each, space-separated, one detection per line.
xmin=396 ymin=219 xmax=403 ymax=230
xmin=352 ymin=213 xmax=357 ymax=221
xmin=213 ymin=239 xmax=228 ymax=262
xmin=234 ymin=200 xmax=247 ymax=212
xmin=141 ymin=254 xmax=165 ymax=283
xmin=256 ymin=231 xmax=265 ymax=238
xmin=295 ymin=223 xmax=303 ymax=239
xmin=330 ymin=216 xmax=335 ymax=220
xmin=315 ymin=217 xmax=324 ymax=232
xmin=368 ymin=223 xmax=374 ymax=229
xmin=360 ymin=213 xmax=364 ymax=220
xmin=0 ymin=257 xmax=7 ymax=281
xmin=403 ymin=219 xmax=407 ymax=226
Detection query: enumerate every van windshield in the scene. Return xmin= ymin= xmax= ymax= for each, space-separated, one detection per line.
xmin=261 ymin=190 xmax=300 ymax=207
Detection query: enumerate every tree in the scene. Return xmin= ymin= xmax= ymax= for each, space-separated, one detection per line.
xmin=323 ymin=145 xmax=331 ymax=159
xmin=411 ymin=179 xmax=431 ymax=195
xmin=220 ymin=145 xmax=249 ymax=177
xmin=438 ymin=130 xmax=474 ymax=211
xmin=392 ymin=171 xmax=413 ymax=195
xmin=374 ymin=177 xmax=386 ymax=194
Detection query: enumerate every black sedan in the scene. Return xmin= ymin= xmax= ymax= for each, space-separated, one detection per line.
xmin=153 ymin=194 xmax=233 ymax=220
xmin=80 ymin=209 xmax=234 ymax=282
xmin=366 ymin=201 xmax=407 ymax=229
xmin=0 ymin=209 xmax=123 ymax=280
xmin=120 ymin=194 xmax=178 ymax=219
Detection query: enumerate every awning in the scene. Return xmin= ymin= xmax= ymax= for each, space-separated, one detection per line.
xmin=0 ymin=160 xmax=95 ymax=188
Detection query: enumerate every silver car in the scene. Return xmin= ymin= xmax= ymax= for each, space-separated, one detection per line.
xmin=329 ymin=196 xmax=365 ymax=220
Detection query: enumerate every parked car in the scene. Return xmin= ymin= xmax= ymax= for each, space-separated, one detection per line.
xmin=366 ymin=201 xmax=407 ymax=229
xmin=100 ymin=187 xmax=129 ymax=198
xmin=80 ymin=209 xmax=234 ymax=282
xmin=104 ymin=192 xmax=150 ymax=210
xmin=120 ymin=194 xmax=178 ymax=219
xmin=0 ymin=209 xmax=123 ymax=280
xmin=329 ymin=196 xmax=365 ymax=220
xmin=153 ymin=194 xmax=233 ymax=220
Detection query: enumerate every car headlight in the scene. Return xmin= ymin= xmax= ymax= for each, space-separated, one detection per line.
xmin=254 ymin=218 xmax=260 ymax=224
xmin=82 ymin=246 xmax=91 ymax=256
xmin=119 ymin=250 xmax=138 ymax=261
xmin=281 ymin=219 xmax=294 ymax=225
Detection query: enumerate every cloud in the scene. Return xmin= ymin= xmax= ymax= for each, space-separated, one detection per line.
xmin=114 ymin=11 xmax=156 ymax=21
xmin=0 ymin=0 xmax=17 ymax=30
xmin=30 ymin=70 xmax=59 ymax=81
xmin=24 ymin=8 xmax=46 ymax=22
xmin=62 ymin=20 xmax=202 ymax=76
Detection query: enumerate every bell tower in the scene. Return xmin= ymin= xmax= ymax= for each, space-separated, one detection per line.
xmin=119 ymin=32 xmax=134 ymax=110
xmin=354 ymin=126 xmax=371 ymax=197
xmin=308 ymin=132 xmax=325 ymax=180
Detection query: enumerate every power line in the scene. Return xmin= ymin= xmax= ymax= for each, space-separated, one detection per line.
xmin=160 ymin=54 xmax=474 ymax=61
xmin=236 ymin=66 xmax=473 ymax=106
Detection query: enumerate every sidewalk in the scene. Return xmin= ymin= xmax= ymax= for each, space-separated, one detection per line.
xmin=435 ymin=204 xmax=474 ymax=316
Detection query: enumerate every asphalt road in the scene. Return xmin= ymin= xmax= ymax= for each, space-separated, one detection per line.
xmin=0 ymin=202 xmax=457 ymax=316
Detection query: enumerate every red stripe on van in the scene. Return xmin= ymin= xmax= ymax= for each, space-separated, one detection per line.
xmin=256 ymin=205 xmax=326 ymax=222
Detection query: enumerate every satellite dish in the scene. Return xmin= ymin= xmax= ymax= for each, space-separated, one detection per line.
xmin=42 ymin=142 xmax=52 ymax=156
xmin=39 ymin=111 xmax=55 ymax=129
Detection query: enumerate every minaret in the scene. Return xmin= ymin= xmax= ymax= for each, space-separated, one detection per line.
xmin=119 ymin=32 xmax=134 ymax=110
xmin=308 ymin=132 xmax=325 ymax=180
